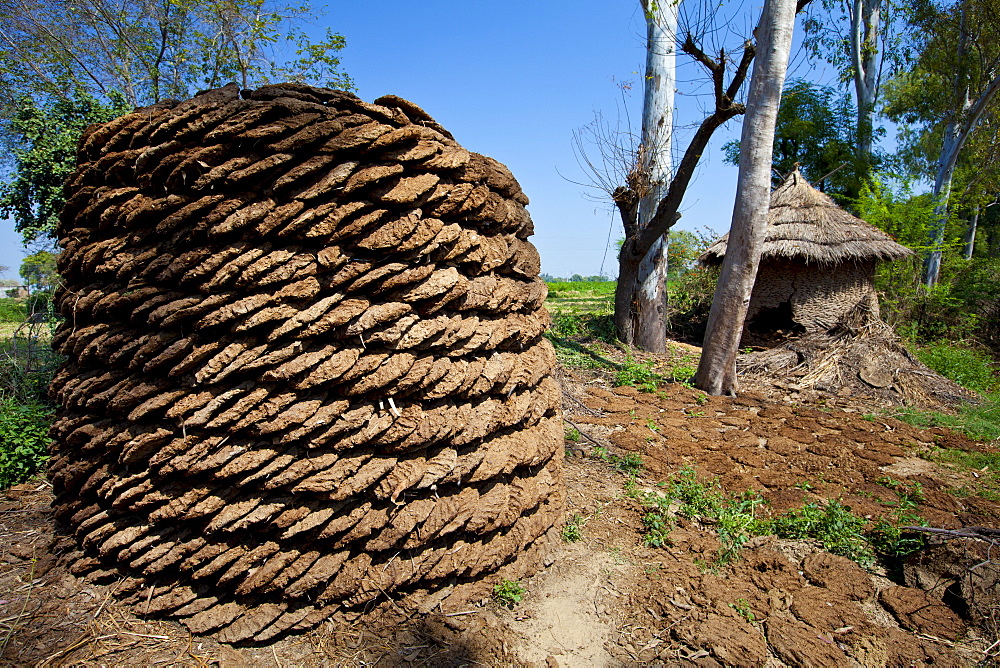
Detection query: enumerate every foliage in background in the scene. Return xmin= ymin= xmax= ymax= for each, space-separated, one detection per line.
xmin=0 ymin=0 xmax=353 ymax=245
xmin=0 ymin=398 xmax=52 ymax=488
xmin=0 ymin=299 xmax=27 ymax=323
xmin=20 ymin=250 xmax=59 ymax=294
xmin=0 ymin=92 xmax=129 ymax=244
xmin=666 ymin=266 xmax=718 ymax=344
xmin=723 ymin=80 xmax=867 ymax=200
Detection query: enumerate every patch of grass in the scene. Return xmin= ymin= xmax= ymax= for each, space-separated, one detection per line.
xmin=633 ymin=467 xmax=769 ymax=563
xmin=615 ymin=355 xmax=661 ymax=392
xmin=549 ymin=312 xmax=616 ymax=342
xmin=0 ymin=398 xmax=52 ymax=489
xmin=0 ymin=299 xmax=26 ymax=324
xmin=771 ymin=499 xmax=874 ymax=567
xmin=561 ymin=513 xmax=586 ymax=542
xmin=915 ymin=341 xmax=998 ymax=395
xmin=492 ymin=579 xmax=526 ymax=607
xmin=892 ymin=397 xmax=1000 ymax=444
xmin=888 ymin=341 xmax=1000 ymax=443
xmin=564 ymin=425 xmax=581 ymax=442
xmin=545 ymin=335 xmax=616 ymax=371
xmin=924 ymin=447 xmax=1000 ymax=500
xmin=545 ymin=281 xmax=616 ymax=317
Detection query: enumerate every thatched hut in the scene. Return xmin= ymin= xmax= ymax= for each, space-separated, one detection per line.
xmin=699 ymin=168 xmax=912 ymax=335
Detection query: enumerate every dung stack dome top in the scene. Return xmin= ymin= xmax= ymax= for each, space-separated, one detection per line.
xmin=698 ymin=167 xmax=913 ymax=266
xmin=48 ymin=83 xmax=564 ymax=643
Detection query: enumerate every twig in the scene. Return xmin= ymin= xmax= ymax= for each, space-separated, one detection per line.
xmin=562 ymin=389 xmax=602 ymax=416
xmin=563 ymin=418 xmax=605 ymax=448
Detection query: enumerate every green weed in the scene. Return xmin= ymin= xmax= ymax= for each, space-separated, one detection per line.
xmin=730 ymin=598 xmax=756 ymax=623
xmin=561 ymin=513 xmax=586 ymax=542
xmin=633 ymin=467 xmax=768 ymax=563
xmin=611 ymin=452 xmax=644 ymax=477
xmin=615 ymin=355 xmax=661 ymax=392
xmin=771 ymin=499 xmax=874 ymax=567
xmin=493 ymin=579 xmax=526 ymax=607
xmin=564 ymin=425 xmax=581 ymax=442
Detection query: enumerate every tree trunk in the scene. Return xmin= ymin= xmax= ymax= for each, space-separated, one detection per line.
xmin=694 ymin=0 xmax=797 ymax=396
xmin=851 ymin=0 xmax=881 ymax=159
xmin=622 ymin=0 xmax=678 ymax=352
xmin=963 ymin=206 xmax=979 ymax=259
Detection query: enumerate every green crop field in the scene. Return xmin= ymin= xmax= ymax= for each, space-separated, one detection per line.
xmin=544 ymin=281 xmax=615 ymax=315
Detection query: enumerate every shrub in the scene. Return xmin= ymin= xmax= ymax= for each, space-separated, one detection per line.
xmin=0 ymin=398 xmax=52 ymax=489
xmin=0 ymin=298 xmax=26 ymax=323
xmin=915 ymin=341 xmax=998 ymax=394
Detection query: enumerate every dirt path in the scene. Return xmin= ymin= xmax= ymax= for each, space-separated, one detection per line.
xmin=2 ymin=370 xmax=999 ymax=666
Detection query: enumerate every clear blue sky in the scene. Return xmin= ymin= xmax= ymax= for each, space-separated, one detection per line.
xmin=0 ymin=0 xmax=837 ymax=282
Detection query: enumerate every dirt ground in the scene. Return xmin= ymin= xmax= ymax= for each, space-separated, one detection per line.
xmin=2 ymin=362 xmax=1000 ymax=666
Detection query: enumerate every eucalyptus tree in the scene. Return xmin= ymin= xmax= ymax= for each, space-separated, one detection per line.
xmin=694 ymin=0 xmax=799 ymax=396
xmin=801 ymin=0 xmax=902 ymax=163
xmin=883 ymin=0 xmax=1000 ymax=285
xmin=620 ymin=0 xmax=680 ymax=353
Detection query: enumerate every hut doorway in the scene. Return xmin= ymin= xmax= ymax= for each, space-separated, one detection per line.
xmin=745 ymin=300 xmax=804 ymax=343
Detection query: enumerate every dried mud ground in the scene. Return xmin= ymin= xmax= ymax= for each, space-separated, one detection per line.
xmin=3 ymin=364 xmax=1000 ymax=666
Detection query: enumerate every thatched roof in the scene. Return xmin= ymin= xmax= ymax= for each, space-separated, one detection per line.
xmin=698 ymin=168 xmax=913 ymax=266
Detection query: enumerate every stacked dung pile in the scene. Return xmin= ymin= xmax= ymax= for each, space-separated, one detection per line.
xmin=47 ymin=83 xmax=564 ymax=643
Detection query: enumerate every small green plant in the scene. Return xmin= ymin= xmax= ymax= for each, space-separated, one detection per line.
xmin=794 ymin=480 xmax=816 ymax=491
xmin=771 ymin=499 xmax=874 ymax=567
xmin=591 ymin=445 xmax=609 ymax=461
xmin=645 ymin=418 xmax=660 ymax=433
xmin=641 ymin=508 xmax=673 ymax=548
xmin=564 ymin=425 xmax=581 ymax=442
xmin=493 ymin=579 xmax=526 ymax=607
xmin=0 ymin=398 xmax=52 ymax=489
xmin=610 ymin=452 xmax=644 ymax=477
xmin=616 ymin=355 xmax=661 ymax=392
xmin=561 ymin=513 xmax=586 ymax=542
xmin=633 ymin=467 xmax=768 ymax=563
xmin=730 ymin=598 xmax=756 ymax=623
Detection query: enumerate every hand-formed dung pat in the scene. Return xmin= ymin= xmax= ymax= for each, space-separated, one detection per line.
xmin=48 ymin=82 xmax=564 ymax=643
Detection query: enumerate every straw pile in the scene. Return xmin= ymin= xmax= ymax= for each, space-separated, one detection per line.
xmin=46 ymin=83 xmax=564 ymax=643
xmin=699 ymin=168 xmax=912 ymax=266
xmin=737 ymin=294 xmax=977 ymax=408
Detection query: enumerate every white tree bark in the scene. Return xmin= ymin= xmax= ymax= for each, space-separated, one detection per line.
xmin=632 ymin=0 xmax=678 ymax=352
xmin=963 ymin=206 xmax=979 ymax=259
xmin=694 ymin=0 xmax=797 ymax=396
xmin=924 ymin=2 xmax=1000 ymax=285
xmin=851 ymin=0 xmax=881 ymax=158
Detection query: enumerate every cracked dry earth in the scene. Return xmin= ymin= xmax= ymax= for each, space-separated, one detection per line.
xmin=2 ymin=370 xmax=1000 ymax=666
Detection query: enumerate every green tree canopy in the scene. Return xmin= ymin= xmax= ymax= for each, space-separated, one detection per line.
xmin=723 ymin=79 xmax=866 ymax=200
xmin=0 ymin=0 xmax=353 ymax=245
xmin=19 ymin=250 xmax=58 ymax=293
xmin=0 ymin=91 xmax=129 ymax=244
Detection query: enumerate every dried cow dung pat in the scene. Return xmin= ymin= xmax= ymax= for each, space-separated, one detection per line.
xmin=49 ymin=82 xmax=564 ymax=644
